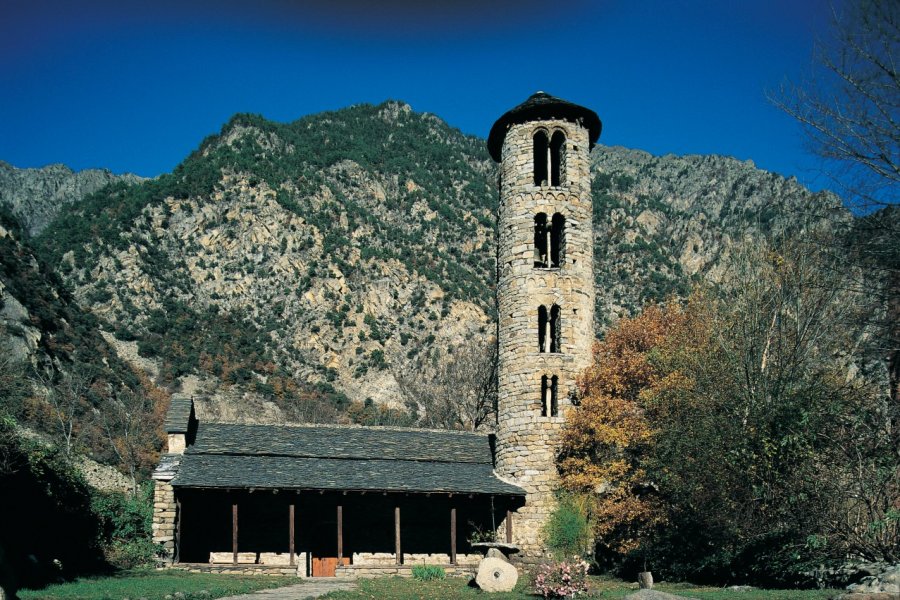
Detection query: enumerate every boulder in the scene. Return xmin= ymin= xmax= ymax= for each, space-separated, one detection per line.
xmin=847 ymin=565 xmax=900 ymax=596
xmin=475 ymin=556 xmax=518 ymax=593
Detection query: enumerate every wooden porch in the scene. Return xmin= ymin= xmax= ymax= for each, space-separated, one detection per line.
xmin=173 ymin=489 xmax=518 ymax=577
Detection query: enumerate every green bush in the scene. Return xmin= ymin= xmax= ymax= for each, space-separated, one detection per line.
xmin=91 ymin=484 xmax=158 ymax=569
xmin=411 ymin=565 xmax=445 ymax=581
xmin=103 ymin=538 xmax=161 ymax=570
xmin=543 ymin=494 xmax=593 ymax=559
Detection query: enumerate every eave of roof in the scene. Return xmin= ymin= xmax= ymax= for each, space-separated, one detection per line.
xmin=487 ymin=91 xmax=602 ymax=162
xmin=171 ymin=454 xmax=524 ymax=496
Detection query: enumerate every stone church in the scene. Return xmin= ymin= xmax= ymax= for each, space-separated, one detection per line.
xmin=152 ymin=92 xmax=601 ymax=576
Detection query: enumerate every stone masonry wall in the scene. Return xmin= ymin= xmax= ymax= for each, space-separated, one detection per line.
xmin=495 ymin=119 xmax=595 ymax=556
xmin=152 ymin=480 xmax=177 ymax=564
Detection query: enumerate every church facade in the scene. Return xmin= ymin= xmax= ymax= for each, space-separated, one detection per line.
xmin=151 ymin=92 xmax=600 ymax=573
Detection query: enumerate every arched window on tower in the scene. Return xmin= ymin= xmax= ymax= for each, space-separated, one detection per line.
xmin=551 ymin=375 xmax=559 ymax=416
xmin=534 ymin=213 xmax=548 ymax=268
xmin=550 ymin=304 xmax=561 ymax=353
xmin=533 ymin=131 xmax=549 ymax=186
xmin=550 ymin=213 xmax=565 ymax=268
xmin=550 ymin=131 xmax=565 ymax=186
xmin=538 ymin=305 xmax=561 ymax=353
xmin=538 ymin=306 xmax=548 ymax=352
xmin=541 ymin=375 xmax=559 ymax=417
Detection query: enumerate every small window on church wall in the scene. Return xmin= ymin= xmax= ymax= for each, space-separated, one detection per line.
xmin=534 ymin=213 xmax=549 ymax=268
xmin=550 ymin=213 xmax=565 ymax=268
xmin=533 ymin=131 xmax=549 ymax=186
xmin=541 ymin=375 xmax=559 ymax=417
xmin=550 ymin=131 xmax=565 ymax=186
xmin=538 ymin=305 xmax=560 ymax=353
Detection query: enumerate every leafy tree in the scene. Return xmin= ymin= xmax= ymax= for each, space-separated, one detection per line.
xmin=561 ymin=236 xmax=899 ymax=583
xmin=641 ymin=238 xmax=898 ymax=580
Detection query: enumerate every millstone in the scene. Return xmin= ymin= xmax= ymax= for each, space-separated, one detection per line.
xmin=475 ymin=556 xmax=518 ymax=593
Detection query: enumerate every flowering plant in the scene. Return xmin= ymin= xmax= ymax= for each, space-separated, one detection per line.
xmin=533 ymin=559 xmax=591 ymax=598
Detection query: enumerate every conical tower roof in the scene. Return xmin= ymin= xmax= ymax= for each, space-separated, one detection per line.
xmin=487 ymin=91 xmax=601 ymax=162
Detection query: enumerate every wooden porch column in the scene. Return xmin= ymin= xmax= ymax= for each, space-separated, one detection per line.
xmin=289 ymin=504 xmax=295 ymax=566
xmin=337 ymin=505 xmax=343 ymax=563
xmin=394 ymin=505 xmax=401 ymax=565
xmin=450 ymin=506 xmax=457 ymax=565
xmin=232 ymin=503 xmax=238 ymax=565
xmin=506 ymin=509 xmax=513 ymax=544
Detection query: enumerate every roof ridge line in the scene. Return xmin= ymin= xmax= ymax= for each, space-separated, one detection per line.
xmin=188 ymin=450 xmax=492 ymax=465
xmin=200 ymin=421 xmax=492 ymax=437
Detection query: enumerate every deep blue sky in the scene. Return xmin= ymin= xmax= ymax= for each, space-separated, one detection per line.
xmin=2 ymin=0 xmax=840 ymax=193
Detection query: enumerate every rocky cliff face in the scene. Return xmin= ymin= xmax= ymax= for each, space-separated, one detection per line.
xmin=0 ymin=161 xmax=144 ymax=237
xmin=4 ymin=101 xmax=848 ymax=424
xmin=589 ymin=146 xmax=847 ymax=326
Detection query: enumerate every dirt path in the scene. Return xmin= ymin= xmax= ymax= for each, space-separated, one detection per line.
xmin=216 ymin=578 xmax=357 ymax=600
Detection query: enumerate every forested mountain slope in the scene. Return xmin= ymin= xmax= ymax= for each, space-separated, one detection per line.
xmin=4 ymin=100 xmax=846 ymax=423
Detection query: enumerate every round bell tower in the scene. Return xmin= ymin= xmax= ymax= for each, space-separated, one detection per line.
xmin=488 ymin=92 xmax=601 ymax=556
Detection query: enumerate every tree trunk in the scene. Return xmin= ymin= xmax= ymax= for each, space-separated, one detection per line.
xmin=638 ymin=571 xmax=654 ymax=589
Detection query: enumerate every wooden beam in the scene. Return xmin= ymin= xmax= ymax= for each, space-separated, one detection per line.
xmin=289 ymin=504 xmax=295 ymax=566
xmin=175 ymin=498 xmax=182 ymax=564
xmin=450 ymin=507 xmax=457 ymax=565
xmin=506 ymin=509 xmax=513 ymax=544
xmin=232 ymin=503 xmax=238 ymax=565
xmin=394 ymin=505 xmax=401 ymax=565
xmin=337 ymin=505 xmax=343 ymax=563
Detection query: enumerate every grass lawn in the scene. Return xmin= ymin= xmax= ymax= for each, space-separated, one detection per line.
xmin=321 ymin=575 xmax=843 ymax=600
xmin=18 ymin=569 xmax=297 ymax=600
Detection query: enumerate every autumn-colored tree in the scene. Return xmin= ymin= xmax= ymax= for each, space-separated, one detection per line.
xmin=558 ymin=304 xmax=684 ymax=557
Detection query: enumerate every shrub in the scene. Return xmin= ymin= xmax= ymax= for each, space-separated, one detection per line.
xmin=103 ymin=537 xmax=162 ymax=570
xmin=466 ymin=522 xmax=496 ymax=544
xmin=91 ymin=483 xmax=163 ymax=569
xmin=533 ymin=560 xmax=590 ymax=598
xmin=543 ymin=494 xmax=593 ymax=559
xmin=411 ymin=565 xmax=445 ymax=581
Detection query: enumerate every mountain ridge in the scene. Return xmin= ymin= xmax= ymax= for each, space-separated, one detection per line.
xmin=0 ymin=160 xmax=145 ymax=237
xmin=1 ymin=100 xmax=851 ymax=426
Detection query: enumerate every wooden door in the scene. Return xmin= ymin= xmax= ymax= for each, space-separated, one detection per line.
xmin=311 ymin=556 xmax=348 ymax=577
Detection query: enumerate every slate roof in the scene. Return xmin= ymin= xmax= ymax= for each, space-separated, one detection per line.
xmin=172 ymin=423 xmax=524 ymax=496
xmin=152 ymin=453 xmax=182 ymax=481
xmin=487 ymin=91 xmax=602 ymax=162
xmin=164 ymin=396 xmax=194 ymax=433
